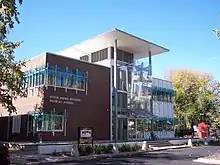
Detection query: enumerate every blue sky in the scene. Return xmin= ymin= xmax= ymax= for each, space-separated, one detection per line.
xmin=9 ymin=0 xmax=220 ymax=80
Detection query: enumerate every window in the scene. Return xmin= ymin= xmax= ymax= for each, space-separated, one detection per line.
xmin=39 ymin=113 xmax=65 ymax=132
xmin=100 ymin=49 xmax=108 ymax=60
xmin=111 ymin=48 xmax=133 ymax=64
xmin=33 ymin=74 xmax=35 ymax=87
xmin=56 ymin=72 xmax=65 ymax=87
xmin=91 ymin=48 xmax=108 ymax=62
xmin=40 ymin=73 xmax=45 ymax=85
xmin=48 ymin=70 xmax=55 ymax=85
xmin=80 ymin=55 xmax=89 ymax=62
xmin=30 ymin=75 xmax=33 ymax=87
xmin=24 ymin=65 xmax=87 ymax=91
xmin=76 ymin=71 xmax=86 ymax=90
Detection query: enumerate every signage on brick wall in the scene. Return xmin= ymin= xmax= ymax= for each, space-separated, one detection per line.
xmin=49 ymin=96 xmax=81 ymax=105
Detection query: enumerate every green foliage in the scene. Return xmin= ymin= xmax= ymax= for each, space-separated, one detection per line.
xmin=78 ymin=145 xmax=93 ymax=156
xmin=131 ymin=143 xmax=142 ymax=151
xmin=192 ymin=141 xmax=204 ymax=146
xmin=93 ymin=144 xmax=113 ymax=154
xmin=0 ymin=0 xmax=27 ymax=114
xmin=118 ymin=144 xmax=141 ymax=152
xmin=168 ymin=69 xmax=220 ymax=128
xmin=213 ymin=29 xmax=220 ymax=40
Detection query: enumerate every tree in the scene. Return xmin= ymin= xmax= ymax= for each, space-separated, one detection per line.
xmin=213 ymin=15 xmax=220 ymax=39
xmin=213 ymin=29 xmax=220 ymax=39
xmin=167 ymin=69 xmax=220 ymax=128
xmin=0 ymin=0 xmax=27 ymax=114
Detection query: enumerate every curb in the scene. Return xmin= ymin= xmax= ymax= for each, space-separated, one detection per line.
xmin=193 ymin=158 xmax=220 ymax=165
xmin=150 ymin=145 xmax=189 ymax=151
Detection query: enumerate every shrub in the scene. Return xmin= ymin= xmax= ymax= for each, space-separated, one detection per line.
xmin=208 ymin=139 xmax=220 ymax=146
xmin=192 ymin=141 xmax=204 ymax=146
xmin=78 ymin=145 xmax=93 ymax=156
xmin=175 ymin=129 xmax=192 ymax=137
xmin=131 ymin=143 xmax=141 ymax=151
xmin=94 ymin=144 xmax=113 ymax=154
xmin=118 ymin=144 xmax=132 ymax=152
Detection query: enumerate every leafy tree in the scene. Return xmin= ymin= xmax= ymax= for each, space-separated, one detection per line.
xmin=213 ymin=15 xmax=220 ymax=39
xmin=167 ymin=69 xmax=220 ymax=128
xmin=0 ymin=0 xmax=26 ymax=114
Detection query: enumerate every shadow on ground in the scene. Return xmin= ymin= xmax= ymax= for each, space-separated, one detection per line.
xmin=58 ymin=152 xmax=202 ymax=165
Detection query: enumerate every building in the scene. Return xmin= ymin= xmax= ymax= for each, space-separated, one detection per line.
xmin=0 ymin=29 xmax=175 ymax=142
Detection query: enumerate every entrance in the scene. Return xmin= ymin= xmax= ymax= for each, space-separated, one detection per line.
xmin=117 ymin=118 xmax=128 ymax=141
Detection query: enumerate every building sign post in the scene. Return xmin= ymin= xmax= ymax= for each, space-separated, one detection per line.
xmin=77 ymin=127 xmax=93 ymax=147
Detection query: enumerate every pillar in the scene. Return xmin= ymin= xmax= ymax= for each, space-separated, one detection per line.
xmin=148 ymin=51 xmax=154 ymax=134
xmin=114 ymin=39 xmax=118 ymax=142
xmin=108 ymin=47 xmax=113 ymax=141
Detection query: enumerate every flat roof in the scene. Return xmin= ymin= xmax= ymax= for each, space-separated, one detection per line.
xmin=60 ymin=28 xmax=169 ymax=59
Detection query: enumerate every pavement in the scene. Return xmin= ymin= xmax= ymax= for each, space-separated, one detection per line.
xmin=10 ymin=146 xmax=220 ymax=165
xmin=53 ymin=146 xmax=220 ymax=165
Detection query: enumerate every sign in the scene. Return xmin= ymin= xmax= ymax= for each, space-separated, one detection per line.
xmin=49 ymin=96 xmax=81 ymax=105
xmin=78 ymin=127 xmax=93 ymax=145
xmin=80 ymin=129 xmax=92 ymax=138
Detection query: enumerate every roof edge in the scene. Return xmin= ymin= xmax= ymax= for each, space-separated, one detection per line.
xmin=114 ymin=28 xmax=169 ymax=52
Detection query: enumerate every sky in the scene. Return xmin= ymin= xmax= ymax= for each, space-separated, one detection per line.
xmin=9 ymin=0 xmax=220 ymax=80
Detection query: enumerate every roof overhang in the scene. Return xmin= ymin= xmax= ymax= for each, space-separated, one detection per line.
xmin=61 ymin=28 xmax=169 ymax=59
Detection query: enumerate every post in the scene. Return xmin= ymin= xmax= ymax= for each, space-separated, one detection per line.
xmin=109 ymin=47 xmax=113 ymax=141
xmin=135 ymin=118 xmax=138 ymax=139
xmin=114 ymin=39 xmax=118 ymax=142
xmin=52 ymin=109 xmax=55 ymax=136
xmin=148 ymin=51 xmax=154 ymax=137
xmin=64 ymin=109 xmax=67 ymax=136
xmin=27 ymin=114 xmax=29 ymax=136
xmin=45 ymin=63 xmax=49 ymax=90
xmin=7 ymin=113 xmax=11 ymax=141
xmin=85 ymin=71 xmax=88 ymax=95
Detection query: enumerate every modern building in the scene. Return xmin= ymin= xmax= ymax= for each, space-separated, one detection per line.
xmin=0 ymin=29 xmax=175 ymax=142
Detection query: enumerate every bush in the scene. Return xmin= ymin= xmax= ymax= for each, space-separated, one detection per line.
xmin=192 ymin=141 xmax=204 ymax=146
xmin=94 ymin=144 xmax=113 ymax=154
xmin=175 ymin=129 xmax=192 ymax=137
xmin=118 ymin=144 xmax=132 ymax=152
xmin=78 ymin=145 xmax=93 ymax=156
xmin=131 ymin=143 xmax=141 ymax=152
xmin=208 ymin=139 xmax=220 ymax=146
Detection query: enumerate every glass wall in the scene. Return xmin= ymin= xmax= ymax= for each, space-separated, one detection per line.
xmin=152 ymin=87 xmax=174 ymax=103
xmin=37 ymin=111 xmax=66 ymax=132
xmin=128 ymin=118 xmax=174 ymax=140
xmin=24 ymin=65 xmax=88 ymax=91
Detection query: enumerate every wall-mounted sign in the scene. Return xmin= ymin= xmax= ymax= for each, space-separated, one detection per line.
xmin=80 ymin=129 xmax=92 ymax=138
xmin=49 ymin=96 xmax=81 ymax=105
xmin=78 ymin=127 xmax=93 ymax=145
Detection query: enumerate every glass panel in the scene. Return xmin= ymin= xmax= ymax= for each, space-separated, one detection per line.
xmin=48 ymin=70 xmax=55 ymax=85
xmin=35 ymin=73 xmax=39 ymax=86
xmin=128 ymin=119 xmax=136 ymax=139
xmin=42 ymin=114 xmax=52 ymax=131
xmin=137 ymin=119 xmax=144 ymax=139
xmin=54 ymin=115 xmax=63 ymax=130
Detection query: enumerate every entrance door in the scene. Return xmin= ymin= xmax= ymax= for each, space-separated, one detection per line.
xmin=118 ymin=118 xmax=128 ymax=141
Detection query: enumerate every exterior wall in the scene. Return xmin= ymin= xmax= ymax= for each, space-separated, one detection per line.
xmin=42 ymin=53 xmax=111 ymax=141
xmin=152 ymin=78 xmax=174 ymax=119
xmin=58 ymin=47 xmax=84 ymax=60
xmin=152 ymin=78 xmax=174 ymax=139
xmin=0 ymin=53 xmax=111 ymax=141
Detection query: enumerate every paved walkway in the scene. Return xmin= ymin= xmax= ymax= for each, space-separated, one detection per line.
xmin=50 ymin=146 xmax=220 ymax=165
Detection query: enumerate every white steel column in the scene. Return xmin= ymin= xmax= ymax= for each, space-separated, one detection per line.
xmin=114 ymin=39 xmax=118 ymax=142
xmin=135 ymin=118 xmax=137 ymax=139
xmin=108 ymin=47 xmax=113 ymax=141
